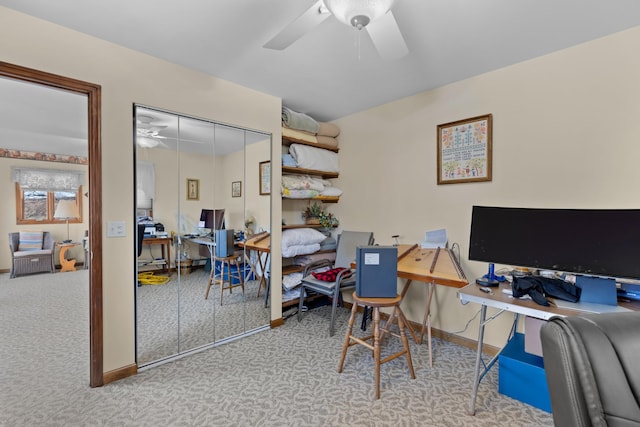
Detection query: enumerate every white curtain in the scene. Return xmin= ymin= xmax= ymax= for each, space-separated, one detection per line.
xmin=11 ymin=167 xmax=84 ymax=191
xmin=136 ymin=161 xmax=155 ymax=209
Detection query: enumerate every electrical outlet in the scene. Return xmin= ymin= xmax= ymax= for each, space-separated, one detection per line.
xmin=107 ymin=221 xmax=126 ymax=237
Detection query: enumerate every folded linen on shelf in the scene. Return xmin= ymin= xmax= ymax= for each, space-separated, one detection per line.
xmin=315 ymin=135 xmax=339 ymax=149
xmin=282 ymin=154 xmax=297 ymax=167
xmin=282 ymin=174 xmax=329 ymax=191
xmin=317 ymin=121 xmax=340 ymax=137
xmin=282 ymin=272 xmax=304 ymax=291
xmin=289 ymin=143 xmax=339 ymax=172
xmin=282 ymin=106 xmax=320 ymax=134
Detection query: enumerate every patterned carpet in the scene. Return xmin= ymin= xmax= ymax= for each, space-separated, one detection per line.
xmin=0 ymin=270 xmax=554 ymax=426
xmin=137 ymin=268 xmax=270 ymax=365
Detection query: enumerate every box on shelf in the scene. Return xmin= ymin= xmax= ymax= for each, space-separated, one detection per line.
xmin=499 ymin=333 xmax=551 ymax=412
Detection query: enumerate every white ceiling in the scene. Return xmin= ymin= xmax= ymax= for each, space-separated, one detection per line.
xmin=1 ymin=1 xmax=640 ymax=155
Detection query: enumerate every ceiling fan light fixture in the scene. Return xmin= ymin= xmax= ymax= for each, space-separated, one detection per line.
xmin=323 ymin=0 xmax=395 ymax=29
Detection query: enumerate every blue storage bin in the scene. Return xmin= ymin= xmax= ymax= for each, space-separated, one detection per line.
xmin=214 ymin=261 xmax=254 ymax=284
xmin=498 ymin=333 xmax=551 ymax=412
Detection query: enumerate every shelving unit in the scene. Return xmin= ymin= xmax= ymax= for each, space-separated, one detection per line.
xmin=281 ymin=132 xmax=340 ymax=309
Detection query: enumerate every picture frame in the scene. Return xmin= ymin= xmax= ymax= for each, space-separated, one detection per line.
xmin=437 ymin=114 xmax=493 ymax=185
xmin=186 ymin=178 xmax=199 ymax=200
xmin=232 ymin=180 xmax=242 ymax=198
xmin=259 ymin=161 xmax=270 ymax=195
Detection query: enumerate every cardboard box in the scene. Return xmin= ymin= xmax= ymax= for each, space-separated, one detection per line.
xmin=524 ymin=316 xmax=545 ymax=357
xmin=499 ymin=333 xmax=551 ymax=412
xmin=214 ymin=261 xmax=253 ymax=284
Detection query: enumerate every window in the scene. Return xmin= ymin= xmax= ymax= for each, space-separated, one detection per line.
xmin=15 ymin=183 xmax=83 ymax=225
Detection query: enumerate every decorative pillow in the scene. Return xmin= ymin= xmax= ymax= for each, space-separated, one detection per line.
xmin=19 ymin=231 xmax=43 ymax=251
xmin=312 ymin=267 xmax=352 ymax=282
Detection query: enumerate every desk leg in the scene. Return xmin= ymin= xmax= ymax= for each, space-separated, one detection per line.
xmin=468 ymin=304 xmax=487 ymax=415
xmin=468 ymin=307 xmax=518 ymax=416
xmin=396 ymin=280 xmax=420 ymax=344
xmin=418 ymin=282 xmax=435 ymax=366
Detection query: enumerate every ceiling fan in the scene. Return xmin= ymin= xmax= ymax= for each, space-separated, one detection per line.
xmin=263 ymin=0 xmax=408 ymax=61
xmin=136 ymin=114 xmax=168 ymax=148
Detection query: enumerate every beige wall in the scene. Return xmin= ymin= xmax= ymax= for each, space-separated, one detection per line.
xmin=0 ymin=7 xmax=283 ymax=373
xmin=332 ymin=26 xmax=640 ymax=347
xmin=0 ymin=158 xmax=88 ymax=268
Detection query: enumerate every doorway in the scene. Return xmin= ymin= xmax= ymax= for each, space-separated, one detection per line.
xmin=0 ymin=62 xmax=103 ymax=387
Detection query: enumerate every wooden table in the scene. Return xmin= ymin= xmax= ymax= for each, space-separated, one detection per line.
xmin=238 ymin=232 xmax=271 ymax=305
xmin=57 ymin=242 xmax=80 ymax=272
xmin=141 ymin=236 xmax=171 ymax=273
xmin=394 ymin=244 xmax=468 ymax=366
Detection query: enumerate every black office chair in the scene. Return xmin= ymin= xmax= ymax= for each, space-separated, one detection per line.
xmin=540 ymin=312 xmax=640 ymax=426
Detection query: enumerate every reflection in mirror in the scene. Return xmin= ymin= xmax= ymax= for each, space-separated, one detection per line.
xmin=134 ymin=105 xmax=270 ymax=367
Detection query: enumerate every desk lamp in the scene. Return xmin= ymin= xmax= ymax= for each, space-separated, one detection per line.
xmin=54 ymin=200 xmax=78 ymax=243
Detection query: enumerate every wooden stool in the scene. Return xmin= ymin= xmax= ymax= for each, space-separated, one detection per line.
xmin=338 ymin=292 xmax=415 ymax=399
xmin=205 ymin=254 xmax=244 ymax=305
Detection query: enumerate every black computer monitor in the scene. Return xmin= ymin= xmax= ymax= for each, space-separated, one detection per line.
xmin=199 ymin=209 xmax=225 ymax=231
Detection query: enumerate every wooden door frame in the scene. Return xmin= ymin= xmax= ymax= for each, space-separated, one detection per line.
xmin=0 ymin=62 xmax=103 ymax=387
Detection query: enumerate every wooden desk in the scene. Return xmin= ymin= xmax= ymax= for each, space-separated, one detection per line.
xmin=141 ymin=236 xmax=171 ymax=273
xmin=394 ymin=244 xmax=468 ymax=365
xmin=57 ymin=242 xmax=80 ymax=272
xmin=458 ymin=282 xmax=635 ymax=415
xmin=239 ymin=232 xmax=271 ymax=305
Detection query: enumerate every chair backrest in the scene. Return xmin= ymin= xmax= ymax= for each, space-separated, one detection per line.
xmin=9 ymin=231 xmax=54 ymax=251
xmin=540 ymin=312 xmax=640 ymax=426
xmin=334 ymin=231 xmax=374 ymax=269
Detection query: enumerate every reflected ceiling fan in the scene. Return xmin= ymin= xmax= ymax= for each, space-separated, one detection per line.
xmin=263 ymin=0 xmax=408 ymax=61
xmin=136 ymin=114 xmax=168 ymax=148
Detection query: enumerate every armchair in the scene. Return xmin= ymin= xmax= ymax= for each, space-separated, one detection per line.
xmin=298 ymin=230 xmax=374 ymax=336
xmin=540 ymin=312 xmax=640 ymax=426
xmin=9 ymin=231 xmax=56 ymax=278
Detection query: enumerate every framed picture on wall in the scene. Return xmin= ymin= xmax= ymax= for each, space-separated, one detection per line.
xmin=437 ymin=114 xmax=493 ymax=184
xmin=259 ymin=161 xmax=270 ymax=195
xmin=186 ymin=178 xmax=199 ymax=200
xmin=232 ymin=181 xmax=242 ymax=198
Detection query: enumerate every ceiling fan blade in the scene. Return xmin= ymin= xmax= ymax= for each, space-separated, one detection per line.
xmin=366 ymin=11 xmax=408 ymax=61
xmin=263 ymin=0 xmax=330 ymax=50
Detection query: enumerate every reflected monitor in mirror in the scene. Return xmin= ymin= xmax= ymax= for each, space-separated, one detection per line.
xmin=199 ymin=209 xmax=225 ymax=234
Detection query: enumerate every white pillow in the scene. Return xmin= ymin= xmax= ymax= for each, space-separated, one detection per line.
xmin=282 ymin=243 xmax=321 ymax=258
xmin=282 ymin=228 xmax=327 ymax=247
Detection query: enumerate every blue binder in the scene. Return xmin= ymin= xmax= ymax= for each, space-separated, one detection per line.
xmin=355 ymin=246 xmax=398 ymax=298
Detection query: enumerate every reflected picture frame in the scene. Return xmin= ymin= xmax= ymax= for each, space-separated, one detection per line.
xmin=232 ymin=180 xmax=242 ymax=198
xmin=186 ymin=178 xmax=199 ymax=200
xmin=259 ymin=161 xmax=270 ymax=195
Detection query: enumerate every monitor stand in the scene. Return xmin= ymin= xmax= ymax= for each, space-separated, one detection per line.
xmin=475 ymin=263 xmax=505 ymax=287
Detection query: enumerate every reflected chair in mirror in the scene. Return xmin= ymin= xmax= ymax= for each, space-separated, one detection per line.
xmin=540 ymin=312 xmax=640 ymax=426
xmin=8 ymin=231 xmax=55 ymax=278
xmin=298 ymin=231 xmax=374 ymax=336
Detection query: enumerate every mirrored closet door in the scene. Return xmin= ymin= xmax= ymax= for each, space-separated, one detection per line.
xmin=134 ymin=105 xmax=271 ymax=366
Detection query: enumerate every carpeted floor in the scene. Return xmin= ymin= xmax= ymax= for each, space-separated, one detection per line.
xmin=137 ymin=267 xmax=270 ymax=365
xmin=0 ymin=270 xmax=554 ymax=426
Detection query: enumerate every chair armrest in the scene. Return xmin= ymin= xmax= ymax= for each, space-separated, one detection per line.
xmin=302 ymin=259 xmax=334 ymax=275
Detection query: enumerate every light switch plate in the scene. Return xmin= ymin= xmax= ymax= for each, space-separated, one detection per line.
xmin=107 ymin=221 xmax=126 ymax=237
